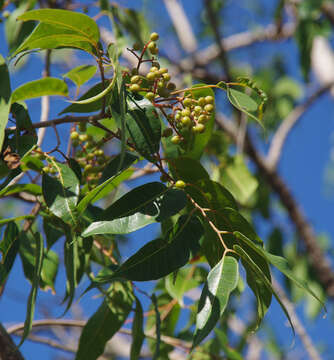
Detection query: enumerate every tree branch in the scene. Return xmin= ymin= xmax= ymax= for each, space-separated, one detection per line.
xmin=267 ymin=83 xmax=332 ymax=170
xmin=0 ymin=323 xmax=24 ymax=360
xmin=216 ymin=113 xmax=334 ymax=298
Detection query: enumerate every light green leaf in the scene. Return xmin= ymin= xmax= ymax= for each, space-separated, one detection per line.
xmin=221 ymin=155 xmax=258 ymax=205
xmin=0 ymin=54 xmax=11 ymax=152
xmin=130 ymin=296 xmax=145 ymax=360
xmin=63 ymin=65 xmax=97 ymax=88
xmin=0 ymin=183 xmax=41 ymax=198
xmin=42 ymin=161 xmax=79 ymax=225
xmin=0 ymin=215 xmax=34 ymax=227
xmin=192 ymin=255 xmax=239 ymax=348
xmin=75 ymin=282 xmax=134 ymax=360
xmin=11 ymin=78 xmax=68 ymax=103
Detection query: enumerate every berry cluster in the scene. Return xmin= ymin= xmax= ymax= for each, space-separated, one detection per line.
xmin=126 ymin=32 xmax=215 ymax=145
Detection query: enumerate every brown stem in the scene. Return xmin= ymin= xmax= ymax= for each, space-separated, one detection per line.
xmin=0 ymin=323 xmax=24 ymax=360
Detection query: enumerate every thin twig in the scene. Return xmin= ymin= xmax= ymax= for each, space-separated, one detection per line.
xmin=163 ymin=0 xmax=197 ymax=53
xmin=267 ymin=83 xmax=333 ymax=170
xmin=272 ymin=278 xmax=322 ymax=360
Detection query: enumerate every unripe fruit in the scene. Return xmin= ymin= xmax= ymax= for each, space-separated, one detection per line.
xmin=198 ymin=97 xmax=206 ymax=107
xmin=130 ymin=75 xmax=140 ymax=84
xmin=171 ymin=135 xmax=181 ymax=144
xmin=162 ymin=128 xmax=173 ymax=137
xmin=192 ymin=123 xmax=205 ymax=133
xmin=145 ymin=92 xmax=155 ymax=101
xmin=162 ymin=73 xmax=171 ymax=81
xmin=157 ymin=88 xmax=170 ymax=98
xmin=84 ymin=164 xmax=93 ymax=173
xmin=175 ymin=111 xmax=181 ymax=121
xmin=130 ymin=84 xmax=140 ymax=92
xmin=42 ymin=166 xmax=50 ymax=173
xmin=70 ymin=131 xmax=79 ymax=140
xmin=79 ymin=134 xmax=88 ymax=142
xmin=204 ymin=104 xmax=214 ymax=113
xmin=150 ymin=66 xmax=159 ymax=73
xmin=181 ymin=108 xmax=191 ymax=117
xmin=157 ymin=81 xmax=165 ymax=88
xmin=94 ymin=149 xmax=104 ymax=156
xmin=146 ymin=72 xmax=156 ymax=81
xmin=194 ymin=105 xmax=202 ymax=115
xmin=175 ymin=180 xmax=186 ymax=189
xmin=87 ymin=153 xmax=95 ymax=160
xmin=148 ymin=42 xmax=157 ymax=52
xmin=150 ymin=32 xmax=159 ymax=41
xmin=183 ymin=98 xmax=192 ymax=107
xmin=198 ymin=114 xmax=209 ymax=123
xmin=159 ymin=68 xmax=168 ymax=75
xmin=181 ymin=116 xmax=191 ymax=126
xmin=167 ymin=82 xmax=176 ymax=90
xmin=150 ymin=46 xmax=159 ymax=55
xmin=205 ymin=95 xmax=214 ymax=104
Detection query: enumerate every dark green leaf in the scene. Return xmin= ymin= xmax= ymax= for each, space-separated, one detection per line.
xmin=192 ymin=255 xmax=239 ymax=348
xmin=19 ymin=232 xmax=44 ymax=346
xmin=11 ymin=78 xmax=68 ymax=103
xmin=42 ymin=161 xmax=79 ymax=225
xmin=63 ymin=65 xmax=97 ymax=88
xmin=168 ymin=156 xmax=210 ymax=183
xmin=0 ymin=215 xmax=34 ymax=227
xmin=40 ymin=249 xmax=59 ymax=292
xmin=0 ymin=54 xmax=11 ymax=151
xmin=0 ymin=223 xmax=20 ymax=287
xmin=130 ymin=296 xmax=145 ymax=360
xmin=75 ymin=282 xmax=134 ymax=360
xmin=0 ymin=183 xmax=41 ymax=198
xmin=126 ymin=96 xmax=161 ymax=161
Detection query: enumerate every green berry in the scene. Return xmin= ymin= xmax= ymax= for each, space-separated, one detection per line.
xmin=150 ymin=46 xmax=159 ymax=55
xmin=148 ymin=42 xmax=157 ymax=52
xmin=175 ymin=111 xmax=181 ymax=121
xmin=205 ymin=95 xmax=214 ymax=104
xmin=159 ymin=68 xmax=168 ymax=75
xmin=192 ymin=124 xmax=205 ymax=133
xmin=70 ymin=131 xmax=79 ymax=140
xmin=130 ymin=75 xmax=140 ymax=84
xmin=145 ymin=92 xmax=155 ymax=101
xmin=150 ymin=32 xmax=159 ymax=41
xmin=94 ymin=149 xmax=104 ymax=157
xmin=171 ymin=135 xmax=181 ymax=144
xmin=204 ymin=104 xmax=214 ymax=113
xmin=84 ymin=164 xmax=93 ymax=173
xmin=157 ymin=87 xmax=170 ymax=97
xmin=162 ymin=73 xmax=171 ymax=81
xmin=157 ymin=81 xmax=165 ymax=88
xmin=194 ymin=105 xmax=202 ymax=115
xmin=183 ymin=98 xmax=192 ymax=107
xmin=181 ymin=116 xmax=191 ymax=126
xmin=198 ymin=97 xmax=206 ymax=107
xmin=79 ymin=134 xmax=88 ymax=142
xmin=87 ymin=153 xmax=95 ymax=160
xmin=162 ymin=128 xmax=173 ymax=137
xmin=150 ymin=66 xmax=159 ymax=73
xmin=42 ymin=166 xmax=50 ymax=173
xmin=146 ymin=72 xmax=156 ymax=81
xmin=198 ymin=114 xmax=209 ymax=123
xmin=175 ymin=180 xmax=186 ymax=189
xmin=181 ymin=108 xmax=191 ymax=117
xmin=130 ymin=84 xmax=140 ymax=92
xmin=167 ymin=82 xmax=176 ymax=90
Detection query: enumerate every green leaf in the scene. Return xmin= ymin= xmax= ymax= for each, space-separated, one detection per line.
xmin=234 ymin=231 xmax=325 ymax=308
xmin=0 ymin=183 xmax=41 ymax=198
xmin=233 ymin=244 xmax=294 ymax=334
xmin=183 ymin=84 xmax=215 ymax=159
xmin=75 ymin=282 xmax=134 ymax=360
xmin=17 ymin=9 xmax=100 ymax=44
xmin=0 ymin=54 xmax=11 ymax=152
xmin=0 ymin=223 xmax=20 ymax=287
xmin=19 ymin=232 xmax=44 ymax=346
xmin=126 ymin=96 xmax=161 ymax=161
xmin=168 ymin=156 xmax=210 ymax=183
xmin=11 ymin=78 xmax=68 ymax=103
xmin=130 ymin=296 xmax=145 ymax=360
xmin=221 ymin=155 xmax=258 ymax=205
xmin=165 ymin=266 xmax=206 ymax=306
xmin=101 ymin=182 xmax=167 ymax=220
xmin=63 ymin=65 xmax=97 ymax=88
xmin=103 ymin=215 xmax=203 ymax=281
xmin=43 ymin=217 xmax=64 ymax=250
xmin=77 ymin=152 xmax=137 ymax=214
xmin=40 ymin=249 xmax=59 ymax=292
xmin=0 ymin=215 xmax=34 ymax=227
xmin=214 ymin=328 xmax=243 ymax=360
xmin=42 ymin=161 xmax=79 ymax=225
xmin=192 ymin=255 xmax=239 ymax=348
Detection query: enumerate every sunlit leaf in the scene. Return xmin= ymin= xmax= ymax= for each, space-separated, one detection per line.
xmin=0 ymin=54 xmax=11 ymax=151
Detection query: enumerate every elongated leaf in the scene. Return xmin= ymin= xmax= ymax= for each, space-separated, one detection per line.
xmin=103 ymin=215 xmax=203 ymax=281
xmin=77 ymin=152 xmax=137 ymax=214
xmin=234 ymin=231 xmax=325 ymax=307
xmin=43 ymin=217 xmax=64 ymax=250
xmin=0 ymin=223 xmax=20 ymax=286
xmin=168 ymin=156 xmax=209 ymax=183
xmin=0 ymin=215 xmax=34 ymax=227
xmin=42 ymin=162 xmax=79 ymax=225
xmin=63 ymin=64 xmax=97 ymax=88
xmin=17 ymin=9 xmax=100 ymax=44
xmin=0 ymin=183 xmax=41 ymax=198
xmin=233 ymin=244 xmax=294 ymax=334
xmin=11 ymin=78 xmax=68 ymax=103
xmin=40 ymin=250 xmax=59 ymax=292
xmin=19 ymin=232 xmax=44 ymax=346
xmin=131 ymin=296 xmax=145 ymax=360
xmin=12 ymin=23 xmax=98 ymax=58
xmin=126 ymin=96 xmax=161 ymax=161
xmin=101 ymin=182 xmax=167 ymax=220
xmin=75 ymin=282 xmax=134 ymax=360
xmin=0 ymin=54 xmax=11 ymax=151
xmin=192 ymin=255 xmax=239 ymax=348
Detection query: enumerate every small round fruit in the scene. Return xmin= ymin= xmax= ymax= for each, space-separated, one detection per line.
xmin=150 ymin=32 xmax=159 ymax=41
xmin=150 ymin=46 xmax=159 ymax=55
xmin=87 ymin=153 xmax=95 ymax=160
xmin=167 ymin=82 xmax=176 ymax=90
xmin=84 ymin=164 xmax=93 ymax=173
xmin=130 ymin=84 xmax=140 ymax=92
xmin=162 ymin=128 xmax=173 ymax=137
xmin=145 ymin=92 xmax=155 ymax=101
xmin=162 ymin=73 xmax=171 ymax=81
xmin=175 ymin=111 xmax=181 ymax=121
xmin=42 ymin=166 xmax=50 ymax=173
xmin=204 ymin=104 xmax=214 ymax=113
xmin=198 ymin=97 xmax=206 ymax=107
xmin=79 ymin=134 xmax=88 ymax=142
xmin=181 ymin=108 xmax=191 ymax=117
xmin=198 ymin=114 xmax=209 ymax=123
xmin=94 ymin=149 xmax=104 ymax=157
xmin=159 ymin=67 xmax=168 ymax=75
xmin=194 ymin=105 xmax=202 ymax=115
xmin=171 ymin=135 xmax=181 ymax=144
xmin=157 ymin=88 xmax=170 ymax=97
xmin=70 ymin=131 xmax=79 ymax=140
xmin=181 ymin=116 xmax=191 ymax=126
xmin=175 ymin=180 xmax=186 ymax=189
xmin=183 ymin=98 xmax=192 ymax=107
xmin=157 ymin=81 xmax=165 ymax=88
xmin=205 ymin=95 xmax=214 ymax=104
xmin=146 ymin=72 xmax=156 ymax=81
xmin=148 ymin=42 xmax=157 ymax=52
xmin=130 ymin=75 xmax=140 ymax=84
xmin=192 ymin=123 xmax=205 ymax=133
xmin=150 ymin=66 xmax=159 ymax=73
